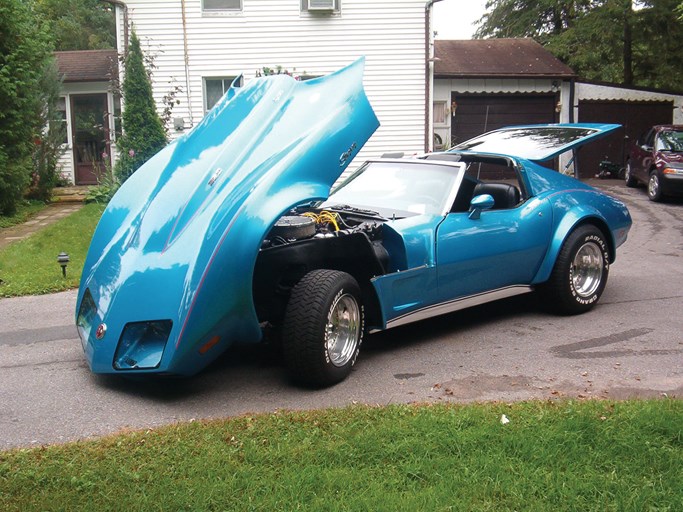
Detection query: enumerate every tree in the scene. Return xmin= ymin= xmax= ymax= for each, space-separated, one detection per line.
xmin=0 ymin=0 xmax=55 ymax=215
xmin=27 ymin=60 xmax=66 ymax=202
xmin=114 ymin=31 xmax=167 ymax=182
xmin=476 ymin=0 xmax=683 ymax=91
xmin=475 ymin=0 xmax=593 ymax=41
xmin=34 ymin=0 xmax=116 ymax=51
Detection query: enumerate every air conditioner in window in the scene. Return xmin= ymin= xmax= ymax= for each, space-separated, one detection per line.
xmin=307 ymin=0 xmax=335 ymax=11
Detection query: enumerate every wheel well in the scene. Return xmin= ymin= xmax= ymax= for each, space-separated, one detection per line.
xmin=252 ymin=234 xmax=385 ymax=328
xmin=572 ymin=218 xmax=615 ymax=263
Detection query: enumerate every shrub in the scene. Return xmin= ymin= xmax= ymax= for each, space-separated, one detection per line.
xmin=0 ymin=0 xmax=55 ymax=214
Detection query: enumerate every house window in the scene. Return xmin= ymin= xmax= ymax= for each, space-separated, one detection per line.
xmin=301 ymin=0 xmax=340 ymax=13
xmin=55 ymin=97 xmax=68 ymax=144
xmin=433 ymin=101 xmax=447 ymax=125
xmin=203 ymin=0 xmax=241 ymax=12
xmin=204 ymin=76 xmax=242 ymax=112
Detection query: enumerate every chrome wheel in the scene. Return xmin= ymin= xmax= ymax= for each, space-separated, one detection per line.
xmin=325 ymin=293 xmax=361 ymax=367
xmin=648 ymin=173 xmax=662 ymax=201
xmin=283 ymin=269 xmax=364 ymax=387
xmin=571 ymin=242 xmax=604 ymax=298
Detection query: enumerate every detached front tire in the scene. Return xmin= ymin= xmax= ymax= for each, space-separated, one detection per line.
xmin=540 ymin=225 xmax=610 ymax=315
xmin=282 ymin=270 xmax=364 ymax=387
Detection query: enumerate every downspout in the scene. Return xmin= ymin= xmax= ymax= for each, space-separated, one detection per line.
xmin=424 ymin=0 xmax=443 ymax=152
xmin=181 ymin=0 xmax=194 ymax=128
xmin=102 ymin=0 xmax=129 ymax=167
xmin=569 ymin=77 xmax=575 ymax=123
xmin=103 ymin=0 xmax=129 ymax=54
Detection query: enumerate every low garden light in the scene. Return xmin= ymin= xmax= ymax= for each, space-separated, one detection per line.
xmin=57 ymin=252 xmax=70 ymax=278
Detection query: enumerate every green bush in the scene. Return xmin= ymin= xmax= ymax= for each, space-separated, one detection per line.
xmin=0 ymin=0 xmax=56 ymax=215
xmin=114 ymin=31 xmax=167 ymax=182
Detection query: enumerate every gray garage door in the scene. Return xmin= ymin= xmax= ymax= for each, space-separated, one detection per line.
xmin=450 ymin=94 xmax=559 ymax=147
xmin=577 ymin=100 xmax=673 ymax=179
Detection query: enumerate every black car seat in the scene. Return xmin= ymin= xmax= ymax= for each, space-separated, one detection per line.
xmin=472 ymin=182 xmax=521 ymax=209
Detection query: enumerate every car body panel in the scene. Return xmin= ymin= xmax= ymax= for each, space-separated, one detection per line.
xmin=435 ymin=195 xmax=553 ymax=299
xmin=451 ymin=123 xmax=622 ymax=162
xmin=77 ymin=58 xmax=379 ymax=374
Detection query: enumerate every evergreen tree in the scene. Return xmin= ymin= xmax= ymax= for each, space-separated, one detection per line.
xmin=476 ymin=0 xmax=683 ymax=90
xmin=0 ymin=0 xmax=55 ymax=215
xmin=115 ymin=31 xmax=167 ymax=182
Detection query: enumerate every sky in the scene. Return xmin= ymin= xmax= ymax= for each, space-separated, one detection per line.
xmin=432 ymin=0 xmax=488 ymax=40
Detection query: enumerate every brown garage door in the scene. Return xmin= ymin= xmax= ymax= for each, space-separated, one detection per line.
xmin=577 ymin=100 xmax=673 ymax=179
xmin=450 ymin=94 xmax=559 ymax=147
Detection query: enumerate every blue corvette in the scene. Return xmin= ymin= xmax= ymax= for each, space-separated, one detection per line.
xmin=77 ymin=59 xmax=631 ymax=387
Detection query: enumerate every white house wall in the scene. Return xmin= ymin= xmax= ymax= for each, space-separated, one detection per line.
xmin=117 ymin=0 xmax=428 ymax=169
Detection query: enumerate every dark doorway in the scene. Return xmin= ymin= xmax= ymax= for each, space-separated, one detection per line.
xmin=71 ymin=94 xmax=110 ymax=185
xmin=577 ymin=100 xmax=673 ymax=178
xmin=450 ymin=94 xmax=558 ymax=147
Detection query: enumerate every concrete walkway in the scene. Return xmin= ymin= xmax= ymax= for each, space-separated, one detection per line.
xmin=0 ymin=202 xmax=84 ymax=251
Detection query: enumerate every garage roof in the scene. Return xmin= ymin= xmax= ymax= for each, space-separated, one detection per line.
xmin=55 ymin=50 xmax=118 ymax=83
xmin=434 ymin=39 xmax=575 ymax=79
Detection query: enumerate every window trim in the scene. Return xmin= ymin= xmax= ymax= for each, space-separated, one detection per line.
xmin=301 ymin=0 xmax=340 ymax=14
xmin=202 ymin=0 xmax=242 ymax=14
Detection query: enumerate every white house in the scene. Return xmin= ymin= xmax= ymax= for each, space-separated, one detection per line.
xmin=103 ymin=0 xmax=438 ymax=182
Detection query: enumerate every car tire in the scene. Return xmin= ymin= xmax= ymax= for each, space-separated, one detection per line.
xmin=624 ymin=161 xmax=637 ymax=187
xmin=282 ymin=269 xmax=364 ymax=387
xmin=647 ymin=171 xmax=663 ymax=202
xmin=540 ymin=225 xmax=609 ymax=315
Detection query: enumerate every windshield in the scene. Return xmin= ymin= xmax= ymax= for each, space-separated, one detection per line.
xmin=656 ymin=130 xmax=683 ymax=152
xmin=323 ymin=161 xmax=462 ymax=217
xmin=452 ymin=126 xmax=599 ymax=161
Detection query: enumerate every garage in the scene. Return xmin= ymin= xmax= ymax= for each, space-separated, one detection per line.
xmin=577 ymin=99 xmax=674 ymax=178
xmin=450 ymin=94 xmax=558 ymax=147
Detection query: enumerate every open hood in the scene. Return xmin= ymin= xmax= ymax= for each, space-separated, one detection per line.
xmin=77 ymin=58 xmax=379 ymax=374
xmin=450 ymin=123 xmax=621 ymax=162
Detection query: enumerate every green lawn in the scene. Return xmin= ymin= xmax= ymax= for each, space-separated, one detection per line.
xmin=0 ymin=400 xmax=680 ymax=511
xmin=0 ymin=203 xmax=104 ymax=297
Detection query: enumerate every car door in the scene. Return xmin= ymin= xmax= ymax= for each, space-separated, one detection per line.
xmin=631 ymin=129 xmax=655 ymax=181
xmin=435 ymin=194 xmax=552 ymax=302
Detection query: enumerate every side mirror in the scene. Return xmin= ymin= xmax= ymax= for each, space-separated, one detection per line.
xmin=468 ymin=194 xmax=494 ymax=220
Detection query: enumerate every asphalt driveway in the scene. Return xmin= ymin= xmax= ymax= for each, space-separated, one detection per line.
xmin=0 ymin=180 xmax=681 ymax=449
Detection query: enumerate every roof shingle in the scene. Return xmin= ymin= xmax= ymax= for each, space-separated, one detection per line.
xmin=434 ymin=39 xmax=574 ymax=79
xmin=55 ymin=49 xmax=119 ymax=83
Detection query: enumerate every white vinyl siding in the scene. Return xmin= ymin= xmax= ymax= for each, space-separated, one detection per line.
xmin=118 ymin=0 xmax=427 ymax=169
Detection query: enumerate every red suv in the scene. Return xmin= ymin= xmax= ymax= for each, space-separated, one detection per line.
xmin=625 ymin=125 xmax=683 ymax=201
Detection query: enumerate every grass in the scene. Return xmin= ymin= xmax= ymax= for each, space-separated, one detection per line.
xmin=0 ymin=399 xmax=680 ymax=511
xmin=0 ymin=200 xmax=48 ymax=229
xmin=0 ymin=203 xmax=104 ymax=297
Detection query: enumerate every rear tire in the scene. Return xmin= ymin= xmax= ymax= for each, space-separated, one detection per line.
xmin=282 ymin=270 xmax=363 ymax=387
xmin=540 ymin=226 xmax=609 ymax=315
